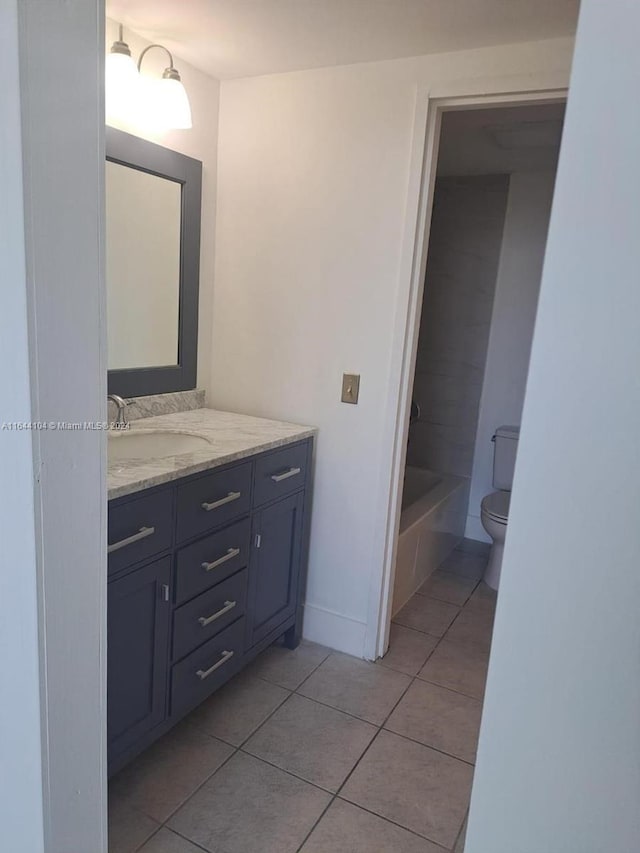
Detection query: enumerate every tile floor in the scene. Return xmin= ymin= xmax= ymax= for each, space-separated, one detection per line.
xmin=109 ymin=546 xmax=494 ymax=853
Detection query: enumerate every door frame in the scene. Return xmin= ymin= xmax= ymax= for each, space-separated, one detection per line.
xmin=364 ymin=84 xmax=568 ymax=661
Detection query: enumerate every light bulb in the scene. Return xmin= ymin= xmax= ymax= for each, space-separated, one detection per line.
xmin=157 ymin=76 xmax=192 ymax=130
xmin=105 ymin=37 xmax=140 ymax=125
xmin=137 ymin=71 xmax=192 ymax=131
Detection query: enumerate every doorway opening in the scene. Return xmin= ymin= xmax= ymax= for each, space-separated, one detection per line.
xmin=364 ymin=99 xmax=567 ymax=842
xmin=375 ymin=95 xmax=567 ymax=662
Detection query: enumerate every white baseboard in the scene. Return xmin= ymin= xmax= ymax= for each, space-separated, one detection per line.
xmin=465 ymin=513 xmax=492 ymax=544
xmin=302 ymin=602 xmax=367 ymax=658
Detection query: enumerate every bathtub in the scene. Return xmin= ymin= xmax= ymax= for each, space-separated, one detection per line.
xmin=392 ymin=466 xmax=470 ymax=615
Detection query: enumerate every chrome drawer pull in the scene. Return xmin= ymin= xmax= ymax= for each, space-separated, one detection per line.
xmin=271 ymin=466 xmax=301 ymax=483
xmin=201 ymin=491 xmax=241 ymax=512
xmin=196 ymin=649 xmax=234 ymax=680
xmin=107 ymin=525 xmax=155 ymax=554
xmin=201 ymin=547 xmax=240 ymax=572
xmin=198 ymin=600 xmax=237 ymax=627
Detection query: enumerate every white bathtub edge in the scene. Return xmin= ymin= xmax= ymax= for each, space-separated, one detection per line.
xmin=399 ymin=473 xmax=468 ymax=533
xmin=392 ymin=473 xmax=470 ymax=615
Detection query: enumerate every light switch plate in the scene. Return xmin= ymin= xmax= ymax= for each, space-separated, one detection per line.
xmin=341 ymin=373 xmax=360 ymax=404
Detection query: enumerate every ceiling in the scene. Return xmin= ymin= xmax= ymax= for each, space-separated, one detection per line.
xmin=437 ymin=102 xmax=566 ymax=176
xmin=106 ymin=0 xmax=580 ymax=80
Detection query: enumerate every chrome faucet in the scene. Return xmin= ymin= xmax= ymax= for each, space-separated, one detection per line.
xmin=108 ymin=394 xmax=129 ymax=428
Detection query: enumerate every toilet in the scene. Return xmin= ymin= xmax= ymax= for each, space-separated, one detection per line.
xmin=480 ymin=425 xmax=520 ymax=590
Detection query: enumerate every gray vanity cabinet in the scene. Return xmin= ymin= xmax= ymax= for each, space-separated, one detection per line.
xmin=247 ymin=492 xmax=304 ymax=648
xmin=107 ymin=557 xmax=171 ymax=759
xmin=107 ymin=437 xmax=313 ymax=775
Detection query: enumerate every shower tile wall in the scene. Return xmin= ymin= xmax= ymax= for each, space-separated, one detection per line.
xmin=408 ymin=175 xmax=509 ymax=477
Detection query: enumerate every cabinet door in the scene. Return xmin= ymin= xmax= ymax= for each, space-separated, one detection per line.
xmin=108 ymin=557 xmax=171 ymax=764
xmin=247 ymin=492 xmax=304 ymax=648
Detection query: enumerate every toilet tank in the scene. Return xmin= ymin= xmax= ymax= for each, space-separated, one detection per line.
xmin=492 ymin=425 xmax=520 ymax=490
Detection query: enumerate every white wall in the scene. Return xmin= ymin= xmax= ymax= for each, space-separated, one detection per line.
xmin=212 ymin=37 xmax=574 ymax=656
xmin=7 ymin=1 xmax=107 ymax=850
xmin=105 ymin=19 xmax=219 ymax=394
xmin=466 ymin=170 xmax=556 ymax=541
xmin=467 ymin=0 xmax=640 ymax=849
xmin=0 ymin=3 xmax=45 ymax=850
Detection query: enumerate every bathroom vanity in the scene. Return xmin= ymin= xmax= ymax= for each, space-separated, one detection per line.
xmin=107 ymin=407 xmax=315 ymax=775
xmin=103 ymin=131 xmax=316 ymax=774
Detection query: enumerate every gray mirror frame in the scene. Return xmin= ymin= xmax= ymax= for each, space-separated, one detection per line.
xmin=106 ymin=127 xmax=202 ymax=398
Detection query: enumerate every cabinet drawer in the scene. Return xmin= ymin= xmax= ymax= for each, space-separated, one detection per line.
xmin=108 ymin=489 xmax=173 ymax=576
xmin=253 ymin=442 xmax=308 ymax=507
xmin=176 ymin=462 xmax=252 ymax=543
xmin=175 ymin=517 xmax=251 ymax=604
xmin=171 ymin=617 xmax=244 ymax=717
xmin=173 ymin=569 xmax=248 ymax=661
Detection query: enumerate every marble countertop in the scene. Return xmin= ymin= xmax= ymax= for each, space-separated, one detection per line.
xmin=108 ymin=408 xmax=316 ymax=500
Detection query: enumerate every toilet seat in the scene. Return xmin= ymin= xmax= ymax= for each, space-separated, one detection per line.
xmin=481 ymin=490 xmax=510 ymax=524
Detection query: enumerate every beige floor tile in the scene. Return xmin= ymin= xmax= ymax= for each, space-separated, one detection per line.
xmin=444 ymin=609 xmax=494 ymax=652
xmin=244 ymin=693 xmax=376 ymax=791
xmin=138 ymin=827 xmax=204 ymax=853
xmin=385 ymin=680 xmax=482 ymax=763
xmin=464 ymin=582 xmax=497 ymax=616
xmin=417 ymin=639 xmax=490 ymax=700
xmin=188 ymin=670 xmax=290 ymax=746
xmin=108 ymin=793 xmax=159 ymax=853
xmin=417 ymin=571 xmax=477 ymax=606
xmin=247 ymin=640 xmax=331 ymax=690
xmin=298 ymin=652 xmax=411 ymax=725
xmin=341 ymin=730 xmax=473 ymax=849
xmin=438 ymin=551 xmax=487 ymax=580
xmin=300 ymin=799 xmax=444 ymax=853
xmin=376 ymin=624 xmax=439 ymax=676
xmin=393 ymin=596 xmax=460 ymax=638
xmin=109 ymin=722 xmax=234 ymax=823
xmin=168 ymin=751 xmax=331 ymax=853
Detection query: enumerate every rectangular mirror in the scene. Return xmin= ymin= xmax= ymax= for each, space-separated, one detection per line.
xmin=106 ymin=128 xmax=202 ymax=397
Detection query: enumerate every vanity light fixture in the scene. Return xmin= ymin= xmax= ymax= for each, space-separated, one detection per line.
xmin=106 ymin=24 xmax=192 ymax=130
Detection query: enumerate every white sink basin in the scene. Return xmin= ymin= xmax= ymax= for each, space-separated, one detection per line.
xmin=108 ymin=429 xmax=212 ymax=463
